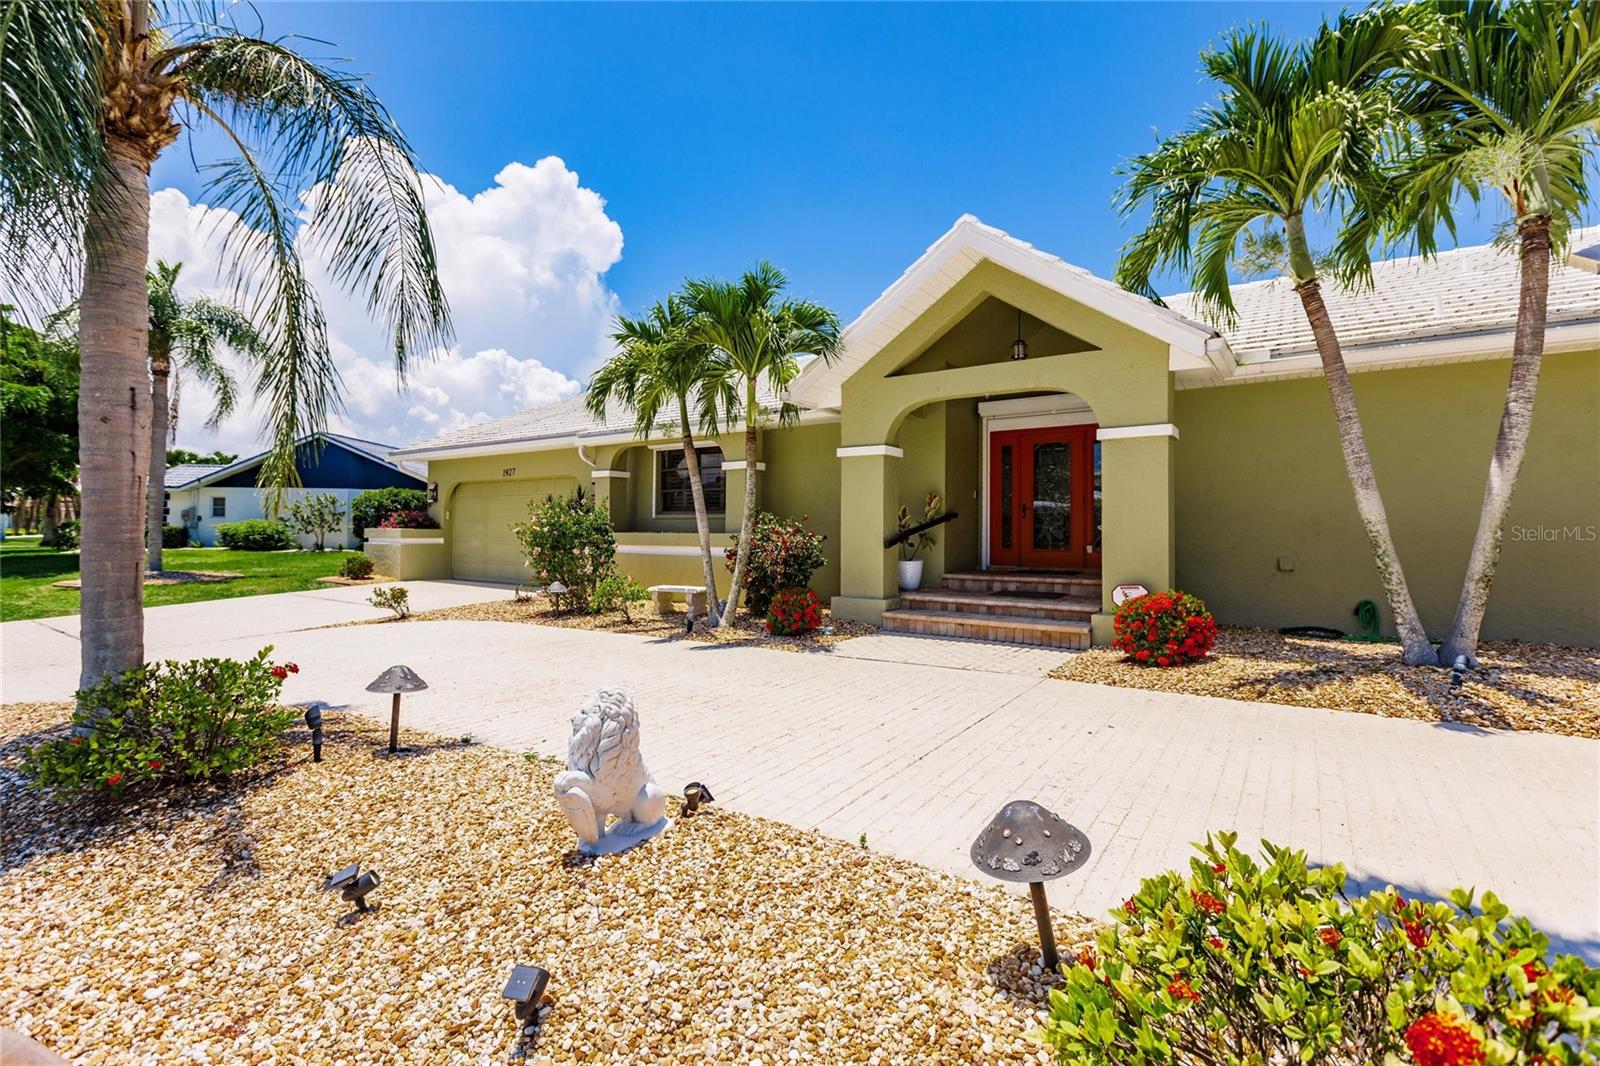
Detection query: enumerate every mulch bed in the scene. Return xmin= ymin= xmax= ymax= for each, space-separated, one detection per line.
xmin=0 ymin=704 xmax=1087 ymax=1065
xmin=51 ymin=571 xmax=243 ymax=589
xmin=342 ymin=597 xmax=877 ymax=653
xmin=316 ymin=575 xmax=388 ymax=586
xmin=1051 ymin=626 xmax=1600 ymax=738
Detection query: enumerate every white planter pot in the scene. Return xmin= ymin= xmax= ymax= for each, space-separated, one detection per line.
xmin=898 ymin=559 xmax=924 ymax=591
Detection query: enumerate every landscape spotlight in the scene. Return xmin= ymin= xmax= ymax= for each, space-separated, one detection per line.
xmin=970 ymin=800 xmax=1090 ymax=971
xmin=324 ymin=862 xmax=381 ymax=914
xmin=304 ymin=705 xmax=324 ymax=763
xmin=682 ymin=781 xmax=715 ymax=816
xmin=365 ymin=665 xmax=429 ymax=754
xmin=502 ymin=964 xmax=551 ymax=1022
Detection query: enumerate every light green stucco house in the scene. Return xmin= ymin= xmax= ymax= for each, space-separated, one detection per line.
xmin=391 ymin=217 xmax=1600 ymax=648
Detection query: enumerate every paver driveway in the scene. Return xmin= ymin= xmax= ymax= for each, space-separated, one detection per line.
xmin=4 ymin=595 xmax=1597 ymax=958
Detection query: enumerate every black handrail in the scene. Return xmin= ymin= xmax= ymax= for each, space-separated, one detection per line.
xmin=884 ymin=510 xmax=958 ymax=550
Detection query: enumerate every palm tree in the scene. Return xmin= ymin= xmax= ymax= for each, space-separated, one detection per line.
xmin=683 ymin=263 xmax=841 ymax=627
xmin=2 ymin=2 xmax=451 ymax=691
xmin=587 ymin=296 xmax=735 ymax=625
xmin=1385 ymin=0 xmax=1600 ymax=667
xmin=1115 ymin=10 xmax=1444 ymax=666
xmin=145 ymin=259 xmax=261 ymax=572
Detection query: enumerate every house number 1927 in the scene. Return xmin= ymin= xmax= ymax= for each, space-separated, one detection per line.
xmin=501 ymin=467 xmax=516 ymax=478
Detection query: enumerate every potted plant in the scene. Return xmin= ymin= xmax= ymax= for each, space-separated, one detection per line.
xmin=895 ymin=491 xmax=943 ymax=590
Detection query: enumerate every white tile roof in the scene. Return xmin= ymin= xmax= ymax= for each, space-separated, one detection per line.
xmin=164 ymin=463 xmax=226 ymax=488
xmin=397 ymin=223 xmax=1600 ymax=457
xmin=1168 ymin=226 xmax=1600 ymax=361
xmin=395 ymin=380 xmax=787 ymax=457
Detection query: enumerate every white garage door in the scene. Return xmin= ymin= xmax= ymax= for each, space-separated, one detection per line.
xmin=450 ymin=477 xmax=575 ymax=583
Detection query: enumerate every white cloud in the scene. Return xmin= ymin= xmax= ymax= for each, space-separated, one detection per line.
xmin=145 ymin=155 xmax=619 ymax=457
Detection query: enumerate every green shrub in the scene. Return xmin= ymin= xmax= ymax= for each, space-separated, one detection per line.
xmin=21 ymin=647 xmax=298 ymax=792
xmin=765 ymin=587 xmax=822 ymax=636
xmin=339 ymin=553 xmax=375 ymax=579
xmin=1043 ymin=832 xmax=1600 ymax=1066
xmin=50 ymin=519 xmax=80 ymax=550
xmin=589 ymin=570 xmax=648 ymax=621
xmin=161 ymin=524 xmax=189 ymax=548
xmin=369 ymin=585 xmax=410 ymax=619
xmin=726 ymin=512 xmax=827 ymax=615
xmin=511 ymin=493 xmax=616 ymax=610
xmin=216 ymin=519 xmax=296 ymax=551
xmin=285 ymin=492 xmax=346 ymax=550
xmin=351 ymin=487 xmax=429 ymax=537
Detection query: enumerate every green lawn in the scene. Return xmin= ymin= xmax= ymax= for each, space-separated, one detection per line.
xmin=0 ymin=539 xmax=359 ymax=622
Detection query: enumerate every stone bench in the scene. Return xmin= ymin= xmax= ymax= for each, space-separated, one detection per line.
xmin=647 ymin=584 xmax=708 ymax=618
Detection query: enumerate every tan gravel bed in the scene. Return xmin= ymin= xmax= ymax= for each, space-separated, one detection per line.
xmin=0 ymin=704 xmax=1088 ymax=1064
xmin=1051 ymin=626 xmax=1600 ymax=738
xmin=341 ymin=597 xmax=877 ymax=653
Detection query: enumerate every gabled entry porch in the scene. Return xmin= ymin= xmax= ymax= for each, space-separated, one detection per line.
xmin=789 ymin=217 xmax=1215 ymax=646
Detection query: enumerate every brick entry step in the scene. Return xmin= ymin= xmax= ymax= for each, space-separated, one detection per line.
xmin=881 ymin=570 xmax=1099 ymax=649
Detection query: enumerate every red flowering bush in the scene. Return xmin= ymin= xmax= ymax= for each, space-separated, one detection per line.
xmin=765 ymin=587 xmax=823 ymax=636
xmin=22 ymin=647 xmax=297 ymax=792
xmin=1044 ymin=832 xmax=1600 ymax=1065
xmin=1406 ymin=1012 xmax=1487 ymax=1066
xmin=1112 ymin=589 xmax=1216 ymax=666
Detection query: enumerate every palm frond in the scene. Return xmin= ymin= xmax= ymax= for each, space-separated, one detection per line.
xmin=157 ymin=30 xmax=451 ymax=491
xmin=1386 ymin=0 xmax=1600 ymax=254
xmin=0 ymin=0 xmax=106 ymax=313
xmin=683 ymin=265 xmax=839 ymax=431
xmin=1116 ymin=5 xmax=1435 ymax=307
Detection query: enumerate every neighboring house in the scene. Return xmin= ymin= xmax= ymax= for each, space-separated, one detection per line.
xmin=392 ymin=217 xmax=1599 ymax=647
xmin=166 ymin=433 xmax=426 ymax=549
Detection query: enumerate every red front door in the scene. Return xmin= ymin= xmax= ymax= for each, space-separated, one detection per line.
xmin=989 ymin=425 xmax=1101 ymax=570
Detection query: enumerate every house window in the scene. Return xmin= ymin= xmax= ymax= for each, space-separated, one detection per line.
xmin=657 ymin=447 xmax=724 ymax=515
xmin=211 ymin=496 xmax=227 ymax=518
xmin=162 ymin=492 xmax=170 ymax=522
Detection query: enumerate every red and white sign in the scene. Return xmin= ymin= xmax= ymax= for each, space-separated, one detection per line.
xmin=1111 ymin=583 xmax=1150 ymax=607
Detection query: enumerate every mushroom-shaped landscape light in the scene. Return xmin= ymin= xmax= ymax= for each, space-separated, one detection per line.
xmin=969 ymin=800 xmax=1090 ymax=971
xmin=366 ymin=665 xmax=429 ymax=754
xmin=546 ymin=580 xmax=568 ymax=611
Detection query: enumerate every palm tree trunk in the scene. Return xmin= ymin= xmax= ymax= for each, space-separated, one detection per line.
xmin=1438 ymin=218 xmax=1551 ymax=667
xmin=678 ymin=396 xmax=721 ymax=626
xmin=78 ymin=139 xmax=153 ymax=691
xmin=40 ymin=496 xmax=59 ymax=545
xmin=146 ymin=349 xmax=171 ymax=572
xmin=1296 ymin=277 xmax=1436 ymax=665
xmin=719 ymin=388 xmax=760 ymax=627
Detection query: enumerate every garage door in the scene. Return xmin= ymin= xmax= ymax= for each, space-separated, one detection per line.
xmin=450 ymin=477 xmax=575 ymax=583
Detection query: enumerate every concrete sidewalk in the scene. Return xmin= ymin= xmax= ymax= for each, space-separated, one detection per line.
xmin=0 ymin=580 xmax=510 ymax=702
xmin=4 ymin=604 xmax=1596 ymax=958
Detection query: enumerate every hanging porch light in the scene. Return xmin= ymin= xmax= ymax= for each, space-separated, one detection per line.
xmin=1011 ymin=308 xmax=1029 ymax=361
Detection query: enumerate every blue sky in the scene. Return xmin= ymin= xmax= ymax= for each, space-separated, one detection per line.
xmin=149 ymin=2 xmax=1511 ymax=451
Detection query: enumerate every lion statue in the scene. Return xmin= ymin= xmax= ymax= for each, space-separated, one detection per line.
xmin=553 ymin=689 xmax=669 ymax=854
